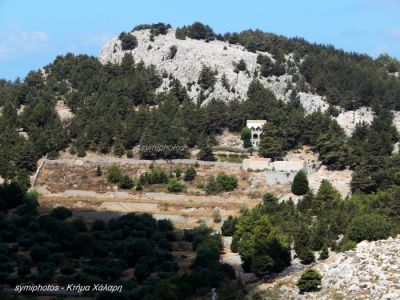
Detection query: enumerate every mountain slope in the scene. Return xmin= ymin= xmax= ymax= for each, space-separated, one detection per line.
xmin=99 ymin=27 xmax=396 ymax=135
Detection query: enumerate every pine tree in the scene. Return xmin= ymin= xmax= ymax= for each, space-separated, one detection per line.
xmin=240 ymin=127 xmax=252 ymax=148
xmin=319 ymin=246 xmax=329 ymax=260
xmin=291 ymin=170 xmax=309 ymax=195
xmin=297 ymin=269 xmax=322 ymax=293
xmin=184 ymin=166 xmax=197 ymax=181
xmin=114 ymin=142 xmax=125 ymax=157
xmin=351 ymin=166 xmax=376 ymax=193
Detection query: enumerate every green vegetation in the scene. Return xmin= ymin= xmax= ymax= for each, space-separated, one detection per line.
xmin=95 ymin=165 xmax=102 ymax=176
xmin=176 ymin=22 xmax=216 ymax=40
xmin=240 ymin=127 xmax=252 ymax=148
xmin=291 ymin=170 xmax=309 ymax=195
xmin=133 ymin=23 xmax=171 ymax=36
xmin=197 ymin=64 xmax=218 ymax=90
xmin=297 ymin=269 xmax=322 ymax=293
xmin=221 ymin=216 xmax=238 ymax=236
xmin=0 ymin=184 xmax=238 ymax=299
xmin=167 ymin=178 xmax=185 ymax=192
xmin=218 ymin=153 xmax=249 ymax=163
xmin=169 ymin=45 xmax=178 ymax=59
xmin=346 ymin=214 xmax=391 ymax=242
xmin=1 ymin=22 xmax=400 ymax=297
xmin=234 ymin=59 xmax=247 ymax=73
xmin=216 ymin=173 xmax=238 ymax=191
xmin=233 ymin=211 xmax=291 ymax=276
xmin=183 ymin=166 xmax=196 ymax=181
xmin=138 ymin=167 xmax=168 ymax=185
xmin=119 ymin=32 xmax=138 ymax=50
xmin=204 ymin=173 xmax=237 ymax=194
xmin=224 ymin=181 xmax=400 ymax=277
xmin=107 ymin=164 xmax=123 ymax=184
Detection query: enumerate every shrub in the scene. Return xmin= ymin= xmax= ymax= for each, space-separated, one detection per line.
xmin=77 ymin=146 xmax=86 ymax=157
xmin=30 ymin=246 xmax=50 ymax=262
xmin=126 ymin=149 xmax=134 ymax=158
xmin=167 ymin=178 xmax=185 ymax=193
xmin=174 ymin=164 xmax=182 ymax=178
xmin=205 ymin=176 xmax=223 ymax=194
xmin=175 ymin=22 xmax=215 ymax=40
xmin=50 ymin=206 xmax=72 ymax=220
xmin=291 ymin=170 xmax=309 ymax=195
xmin=119 ymin=32 xmax=138 ymax=50
xmin=118 ymin=175 xmax=134 ymax=189
xmin=47 ymin=150 xmax=59 ymax=160
xmin=319 ymin=246 xmax=329 ymax=260
xmin=198 ymin=144 xmax=215 ymax=161
xmin=139 ymin=167 xmax=168 ymax=185
xmin=169 ymin=45 xmax=177 ymax=59
xmin=234 ymin=59 xmax=247 ymax=73
xmin=197 ymin=65 xmax=217 ymax=90
xmin=184 ymin=166 xmax=196 ymax=181
xmin=221 ymin=216 xmax=238 ymax=236
xmin=91 ymin=219 xmax=106 ymax=231
xmin=338 ymin=239 xmax=357 ymax=252
xmin=107 ymin=164 xmax=123 ymax=184
xmin=240 ymin=127 xmax=252 ymax=148
xmin=95 ymin=165 xmax=102 ymax=176
xmin=299 ymin=248 xmax=315 ymax=265
xmin=134 ymin=262 xmax=150 ymax=283
xmin=60 ymin=264 xmax=75 ymax=275
xmin=114 ymin=143 xmax=125 ymax=157
xmin=346 ymin=214 xmax=391 ymax=242
xmin=216 ymin=173 xmax=237 ymax=191
xmin=133 ymin=23 xmax=171 ymax=36
xmin=212 ymin=209 xmax=222 ymax=223
xmin=297 ymin=269 xmax=322 ymax=293
xmin=17 ymin=264 xmax=31 ymax=276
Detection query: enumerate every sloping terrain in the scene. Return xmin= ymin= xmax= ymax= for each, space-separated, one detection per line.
xmin=99 ymin=28 xmax=398 ymax=134
xmin=257 ymin=236 xmax=400 ymax=300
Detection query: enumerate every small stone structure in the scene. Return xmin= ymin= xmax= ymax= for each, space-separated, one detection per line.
xmin=246 ymin=120 xmax=266 ymax=147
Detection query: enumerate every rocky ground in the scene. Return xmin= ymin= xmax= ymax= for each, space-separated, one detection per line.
xmin=98 ymin=28 xmax=400 ymax=135
xmin=256 ymin=236 xmax=400 ymax=300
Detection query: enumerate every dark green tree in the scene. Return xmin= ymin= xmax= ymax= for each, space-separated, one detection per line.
xmin=291 ymin=170 xmax=309 ymax=195
xmin=297 ymin=269 xmax=322 ymax=293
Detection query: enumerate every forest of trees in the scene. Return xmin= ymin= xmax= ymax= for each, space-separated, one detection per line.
xmin=224 ymin=182 xmax=400 ymax=277
xmin=0 ymin=21 xmax=400 ymax=297
xmin=0 ymin=49 xmax=399 ymax=200
xmin=0 ymin=184 xmax=244 ymax=299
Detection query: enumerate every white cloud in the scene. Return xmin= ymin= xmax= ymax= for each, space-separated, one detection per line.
xmin=0 ymin=24 xmax=49 ymax=61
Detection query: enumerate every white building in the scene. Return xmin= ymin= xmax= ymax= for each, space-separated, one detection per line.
xmin=246 ymin=120 xmax=266 ymax=148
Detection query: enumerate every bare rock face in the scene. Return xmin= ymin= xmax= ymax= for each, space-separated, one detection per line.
xmin=335 ymin=107 xmax=375 ymax=136
xmin=99 ymin=28 xmax=400 ymax=135
xmin=99 ymin=29 xmax=329 ymax=111
xmin=259 ymin=235 xmax=400 ymax=300
xmin=100 ymin=29 xmax=266 ymax=103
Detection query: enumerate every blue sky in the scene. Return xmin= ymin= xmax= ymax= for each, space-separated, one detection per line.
xmin=0 ymin=0 xmax=399 ymax=80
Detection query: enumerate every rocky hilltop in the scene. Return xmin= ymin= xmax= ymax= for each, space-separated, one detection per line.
xmin=99 ymin=28 xmax=400 ymax=135
xmin=259 ymin=236 xmax=400 ymax=300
